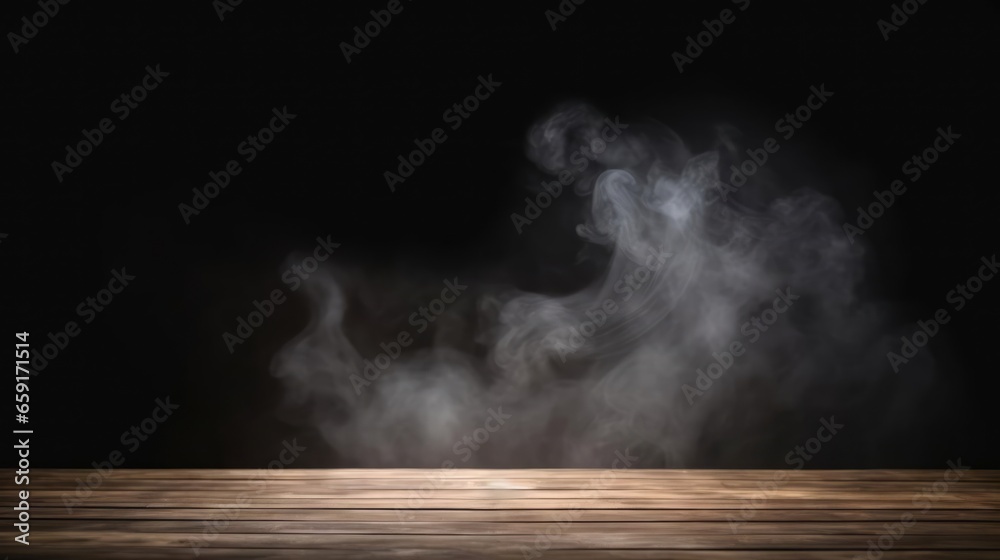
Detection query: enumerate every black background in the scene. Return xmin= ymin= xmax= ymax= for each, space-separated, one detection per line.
xmin=3 ymin=1 xmax=998 ymax=468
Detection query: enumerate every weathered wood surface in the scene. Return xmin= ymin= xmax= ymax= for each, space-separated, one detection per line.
xmin=3 ymin=469 xmax=999 ymax=559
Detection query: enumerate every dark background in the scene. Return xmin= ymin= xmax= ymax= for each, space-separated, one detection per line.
xmin=3 ymin=1 xmax=998 ymax=468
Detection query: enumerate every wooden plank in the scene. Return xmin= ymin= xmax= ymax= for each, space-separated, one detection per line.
xmin=31 ymin=498 xmax=1000 ymax=509
xmin=30 ymin=519 xmax=1000 ymax=536
xmin=11 ymin=468 xmax=995 ymax=481
xmin=19 ymin=506 xmax=1000 ymax=522
xmin=29 ymin=489 xmax=1000 ymax=500
xmin=7 ymin=548 xmax=1000 ymax=560
xmin=23 ymin=531 xmax=1000 ymax=549
xmin=24 ymin=478 xmax=1000 ymax=490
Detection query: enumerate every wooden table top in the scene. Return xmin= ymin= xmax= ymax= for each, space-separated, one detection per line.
xmin=4 ymin=469 xmax=1000 ymax=559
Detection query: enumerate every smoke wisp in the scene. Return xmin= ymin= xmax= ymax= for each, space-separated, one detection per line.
xmin=271 ymin=103 xmax=933 ymax=468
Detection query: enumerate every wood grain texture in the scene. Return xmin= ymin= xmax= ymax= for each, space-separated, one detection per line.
xmin=3 ymin=469 xmax=998 ymax=559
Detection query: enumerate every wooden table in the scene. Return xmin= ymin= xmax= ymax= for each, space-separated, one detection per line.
xmin=5 ymin=469 xmax=1000 ymax=558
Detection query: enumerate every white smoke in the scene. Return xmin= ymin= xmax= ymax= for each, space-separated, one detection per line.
xmin=270 ymin=103 xmax=930 ymax=467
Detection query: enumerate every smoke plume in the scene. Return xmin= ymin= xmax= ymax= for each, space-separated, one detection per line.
xmin=271 ymin=103 xmax=934 ymax=468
